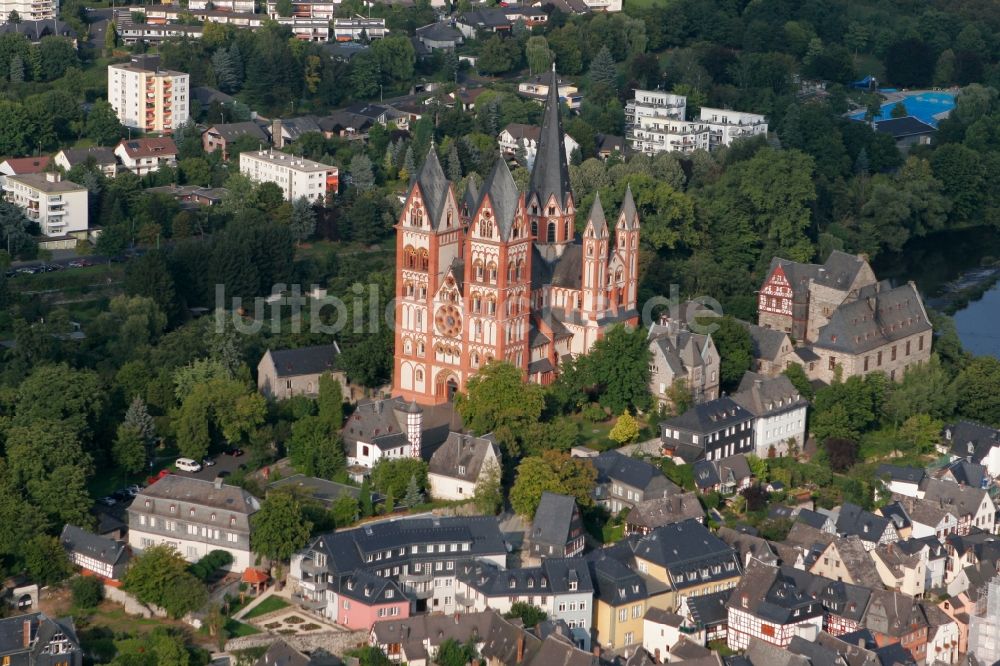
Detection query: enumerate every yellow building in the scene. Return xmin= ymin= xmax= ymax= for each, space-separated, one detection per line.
xmin=590 ymin=554 xmax=673 ymax=650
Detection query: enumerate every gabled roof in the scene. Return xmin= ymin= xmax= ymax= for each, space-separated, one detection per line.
xmin=335 ymin=569 xmax=407 ymax=605
xmin=116 ymin=138 xmax=178 ymax=158
xmin=823 ymin=537 xmax=882 ymax=588
xmin=60 ymin=524 xmax=129 ymax=567
xmin=0 ymin=19 xmax=77 ymax=41
xmin=626 ymin=492 xmax=704 ymax=530
xmin=732 ymin=373 xmax=807 ymax=418
xmin=527 ymin=67 xmax=572 ymax=212
xmin=944 ymin=420 xmax=1000 ymax=463
xmin=0 ymin=156 xmax=50 ymax=174
xmin=592 ymin=450 xmax=678 ymax=496
xmin=460 ymin=173 xmax=480 ymax=215
xmin=135 ymin=475 xmax=260 ymax=516
xmin=940 ymin=458 xmax=987 ymax=488
xmin=56 ymin=146 xmax=117 ymax=167
xmin=413 ymin=145 xmax=451 ymax=230
xmin=341 ymin=397 xmax=419 ymax=451
xmin=265 ymin=344 xmax=339 ymax=377
xmin=864 ymin=589 xmax=928 ymax=638
xmin=813 ymin=282 xmax=931 ymax=355
xmin=584 ymin=192 xmax=608 ymax=238
xmin=633 ymin=520 xmax=741 ymax=588
xmin=685 ymin=588 xmax=731 ymax=627
xmin=428 ymin=432 xmax=499 ymax=483
xmin=836 ymin=502 xmax=893 ymax=543
xmin=415 ymin=21 xmax=463 ymax=43
xmin=0 ymin=613 xmax=81 ymax=660
xmin=921 ymin=477 xmax=991 ymax=518
xmin=874 ymin=464 xmax=925 ymax=485
xmin=206 ymin=121 xmax=268 ymax=143
xmin=739 ymin=320 xmax=791 ymax=361
xmin=530 ymin=492 xmax=580 ymax=550
xmin=618 ymin=184 xmax=638 ymax=230
xmin=661 ymin=396 xmax=753 ymax=436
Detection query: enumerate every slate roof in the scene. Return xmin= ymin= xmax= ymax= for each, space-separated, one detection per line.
xmin=944 ymin=420 xmax=1000 ymax=463
xmin=875 ymin=464 xmax=925 ymax=485
xmin=872 ymin=542 xmax=922 ymax=580
xmin=460 ymin=172 xmax=480 ymax=215
xmin=661 ymin=396 xmax=753 ymax=436
xmin=787 ymin=636 xmax=844 ymax=666
xmin=341 ymin=397 xmax=420 ymax=452
xmin=57 ymin=146 xmax=117 ymax=167
xmin=633 ymin=520 xmax=741 ymax=590
xmin=192 ymin=86 xmax=235 ymax=106
xmin=527 ymin=67 xmax=573 ymax=212
xmin=732 ymin=373 xmax=807 ymax=418
xmin=303 ymin=515 xmax=506 ymax=578
xmin=335 ymin=569 xmax=407 ymax=605
xmin=457 ymin=558 xmax=593 ymax=597
xmin=874 ymin=116 xmax=937 ymax=138
xmin=619 ymin=185 xmax=638 ymax=230
xmin=529 ymin=634 xmax=599 ymax=666
xmin=59 ymin=524 xmax=129 ymax=567
xmin=548 ymin=243 xmax=583 ymax=289
xmin=585 ymin=192 xmax=608 ymax=238
xmin=135 ymin=474 xmax=260 ymax=516
xmin=268 ymin=474 xmax=365 ymax=506
xmin=458 ymin=8 xmax=511 ymax=29
xmin=824 ymin=536 xmax=883 ymax=588
xmin=739 ymin=320 xmax=791 ymax=362
xmin=921 ymin=477 xmax=991 ymax=519
xmin=864 ymin=589 xmax=928 ymax=639
xmin=797 ymin=509 xmax=835 ymax=531
xmin=815 ymin=631 xmax=880 ymax=666
xmin=693 ymin=455 xmax=752 ymax=491
xmin=685 ymin=588 xmax=731 ymax=627
xmin=276 ymin=116 xmax=323 ymax=141
xmin=428 ymin=432 xmax=498 ymax=483
xmin=206 ymin=121 xmax=268 ymax=143
xmin=0 ymin=613 xmax=81 ymax=661
xmin=266 ymin=344 xmax=340 ymax=377
xmin=478 ymin=155 xmax=521 ymax=241
xmin=0 ymin=19 xmax=77 ymax=41
xmin=716 ymin=526 xmax=779 ymax=566
xmin=813 ymin=282 xmax=931 ymax=355
xmin=940 ymin=459 xmax=987 ymax=488
xmin=746 ymin=638 xmax=811 ymax=666
xmin=728 ymin=561 xmax=824 ymax=625
xmin=647 ymin=321 xmax=715 ymax=380
xmin=625 ymin=492 xmax=704 ymax=530
xmin=413 ymin=145 xmax=451 ymax=230
xmin=415 ymin=21 xmax=463 ymax=43
xmin=586 ymin=550 xmax=667 ymax=606
xmin=836 ymin=502 xmax=894 ymax=544
xmin=530 ymin=492 xmax=580 ymax=551
xmin=592 ymin=450 xmax=678 ymax=497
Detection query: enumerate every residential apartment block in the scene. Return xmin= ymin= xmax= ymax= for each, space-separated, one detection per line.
xmin=660 ymin=396 xmax=756 ymax=463
xmin=626 ymin=89 xmax=766 ymax=155
xmin=108 ymin=56 xmax=190 ymax=133
xmin=0 ymin=0 xmax=57 ymax=23
xmin=240 ymin=150 xmax=339 ymax=203
xmin=332 ymin=16 xmax=387 ymax=41
xmin=127 ymin=475 xmax=260 ymax=571
xmin=2 ymin=172 xmax=88 ymax=237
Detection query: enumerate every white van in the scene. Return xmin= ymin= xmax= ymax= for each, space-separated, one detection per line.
xmin=175 ymin=457 xmax=202 ymax=473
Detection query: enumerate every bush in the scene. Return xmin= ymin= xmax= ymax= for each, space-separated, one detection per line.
xmin=582 ymin=403 xmax=606 ymax=423
xmin=189 ymin=550 xmax=235 ymax=582
xmin=70 ymin=576 xmax=104 ymax=608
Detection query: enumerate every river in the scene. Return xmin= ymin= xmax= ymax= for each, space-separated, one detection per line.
xmin=873 ymin=226 xmax=1000 ymax=358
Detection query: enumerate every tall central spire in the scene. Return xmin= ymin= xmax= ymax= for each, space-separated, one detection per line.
xmin=528 ymin=64 xmax=573 ymax=213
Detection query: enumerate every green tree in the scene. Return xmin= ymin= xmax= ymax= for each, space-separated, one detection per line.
xmin=288 ymin=416 xmax=344 ymax=479
xmin=575 ymin=325 xmax=651 ymax=414
xmin=359 ymin=477 xmax=374 ymax=517
xmin=708 ymin=316 xmax=754 ymax=393
xmin=110 ymin=628 xmax=191 ymax=666
xmin=478 ymin=35 xmax=516 ymax=75
xmin=113 ymin=423 xmax=148 ymax=475
xmin=890 ymin=102 xmax=908 ymax=119
xmin=403 ymin=474 xmax=424 ymax=507
xmin=956 ymin=357 xmax=1000 ymax=426
xmin=346 ymin=647 xmax=392 ymax=666
xmin=251 ymin=491 xmax=313 ymax=561
xmin=317 ymin=373 xmax=344 ymax=429
xmin=899 ymin=414 xmax=944 ymax=454
xmin=37 ymin=36 xmax=78 ymax=81
xmin=122 ymin=545 xmax=208 ymax=618
xmin=783 ymin=363 xmax=814 ymax=401
xmin=371 ymin=34 xmax=416 ymax=84
xmin=473 ymin=457 xmax=503 ymax=515
xmin=509 ymin=450 xmax=596 ymax=518
xmin=289 ymin=196 xmax=317 ymax=243
xmin=70 ymin=575 xmax=104 ymax=608
xmin=588 ymin=45 xmax=617 ymax=94
xmin=371 ymin=458 xmax=427 ymax=501
xmin=86 ymin=101 xmax=124 ymax=146
xmin=456 ymin=361 xmax=544 ymax=457
xmin=882 ymin=356 xmax=956 ymax=425
xmin=503 ymin=602 xmax=547 ymax=628
xmin=124 ymin=250 xmax=181 ymax=324
xmin=124 ymin=395 xmax=157 ymax=444
xmin=331 ymin=494 xmax=359 ymax=527
xmin=23 ymin=535 xmax=73 ymax=586
xmin=350 ymin=154 xmax=375 ymax=192
xmin=435 ymin=638 xmax=478 ymax=666
xmin=609 ymin=411 xmax=640 ymax=445
xmin=525 ymin=36 xmax=553 ymax=76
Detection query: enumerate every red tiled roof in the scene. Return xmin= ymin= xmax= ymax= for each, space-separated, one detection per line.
xmin=242 ymin=568 xmax=270 ymax=584
xmin=1 ymin=156 xmax=51 ymax=174
xmin=116 ymin=138 xmax=178 ymax=158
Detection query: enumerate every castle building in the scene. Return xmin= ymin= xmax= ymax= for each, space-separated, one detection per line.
xmin=393 ymin=67 xmax=640 ymax=405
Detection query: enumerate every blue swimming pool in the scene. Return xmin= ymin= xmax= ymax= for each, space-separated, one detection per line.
xmin=849 ymin=91 xmax=956 ymax=126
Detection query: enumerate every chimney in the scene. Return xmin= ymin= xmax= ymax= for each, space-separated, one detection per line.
xmin=214 ymin=477 xmax=224 ymax=489
xmin=271 ymin=118 xmax=283 ymax=148
xmin=516 ymin=633 xmax=525 ymax=663
xmin=22 ymin=619 xmax=31 ymax=648
xmin=754 ymin=379 xmax=763 ymax=391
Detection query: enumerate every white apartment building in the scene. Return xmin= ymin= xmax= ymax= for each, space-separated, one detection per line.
xmin=108 ymin=56 xmax=190 ymax=133
xmin=583 ymin=0 xmax=622 ymax=11
xmin=240 ymin=150 xmax=339 ymax=204
xmin=265 ymin=0 xmax=337 ymax=20
xmin=626 ymin=89 xmax=767 ymax=155
xmin=188 ymin=0 xmax=255 ymax=10
xmin=699 ymin=107 xmax=769 ymax=148
xmin=332 ymin=16 xmax=387 ymax=41
xmin=0 ymin=0 xmax=57 ymax=23
xmin=2 ymin=172 xmax=88 ymax=237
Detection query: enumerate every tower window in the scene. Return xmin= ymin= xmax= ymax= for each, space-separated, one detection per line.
xmin=531 ymin=221 xmax=538 ymax=237
xmin=547 ymin=222 xmax=556 ymax=243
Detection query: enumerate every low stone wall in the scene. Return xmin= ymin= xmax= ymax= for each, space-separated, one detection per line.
xmin=103 ymin=584 xmax=168 ymax=619
xmin=226 ymin=629 xmax=367 ymax=655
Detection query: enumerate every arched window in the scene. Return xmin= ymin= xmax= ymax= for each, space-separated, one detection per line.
xmin=531 ymin=221 xmax=538 ymax=237
xmin=487 ymin=297 xmax=496 ymax=316
xmin=548 ymin=205 xmax=555 ymax=216
xmin=446 ymin=211 xmax=453 ymax=228
xmin=516 ymin=259 xmax=524 ymax=280
xmin=547 ymin=222 xmax=556 ymax=243
xmin=472 ymin=352 xmax=480 ymax=367
xmin=404 ymin=281 xmax=415 ymax=298
xmin=417 ymin=341 xmax=425 ymax=355
xmin=418 ymin=249 xmax=429 ymax=271
xmin=404 ymin=246 xmax=416 ymax=269
xmin=508 ymin=263 xmax=516 ymax=282
xmin=564 ymin=221 xmax=570 ymax=239
xmin=403 ymin=338 xmax=413 ymax=354
xmin=472 ymin=293 xmax=482 ymax=313
xmin=475 ymin=320 xmax=483 ymax=339
xmin=616 ymin=269 xmax=624 ymax=283
xmin=487 ymin=262 xmax=498 ymax=284
xmin=412 ymin=207 xmax=423 ymax=226
xmin=415 ymin=368 xmax=424 ymax=382
xmin=474 ymin=260 xmax=484 ymax=282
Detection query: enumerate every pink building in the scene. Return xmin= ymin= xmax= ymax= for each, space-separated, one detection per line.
xmin=328 ymin=571 xmax=410 ymax=631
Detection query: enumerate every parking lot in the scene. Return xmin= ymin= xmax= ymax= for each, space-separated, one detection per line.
xmin=168 ymin=451 xmax=252 ymax=482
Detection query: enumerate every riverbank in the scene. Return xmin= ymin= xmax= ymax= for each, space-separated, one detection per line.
xmin=927 ymin=264 xmax=1000 ymax=315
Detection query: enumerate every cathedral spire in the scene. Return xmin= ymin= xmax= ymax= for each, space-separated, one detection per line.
xmin=528 ymin=65 xmax=573 ymax=213
xmin=586 ymin=192 xmax=608 ymax=238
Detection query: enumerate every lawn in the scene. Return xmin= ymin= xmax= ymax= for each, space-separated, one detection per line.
xmin=601 ymin=523 xmax=625 ymax=543
xmin=224 ymin=618 xmax=260 ymax=638
xmin=572 ymin=412 xmax=658 ymax=451
xmin=242 ymin=596 xmax=290 ymax=620
xmin=624 ymin=0 xmax=671 ymax=8
xmin=8 ymin=263 xmax=124 ymax=293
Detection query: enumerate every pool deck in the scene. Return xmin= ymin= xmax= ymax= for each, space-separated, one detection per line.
xmin=848 ymin=88 xmax=959 ymax=125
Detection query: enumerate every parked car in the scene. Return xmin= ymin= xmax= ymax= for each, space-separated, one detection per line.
xmin=225 ymin=447 xmax=245 ymax=457
xmin=125 ymin=484 xmax=143 ymax=496
xmin=175 ymin=457 xmax=202 ymax=473
xmin=202 ymin=458 xmax=216 ymax=467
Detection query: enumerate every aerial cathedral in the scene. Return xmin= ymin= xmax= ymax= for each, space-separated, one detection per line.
xmin=392 ymin=67 xmax=641 ymax=405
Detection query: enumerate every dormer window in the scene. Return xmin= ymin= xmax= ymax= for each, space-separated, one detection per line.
xmin=210 ymin=513 xmax=216 ymax=521
xmin=569 ymin=581 xmax=577 ymax=591
xmin=458 ymin=465 xmax=466 ymax=475
xmin=144 ymin=500 xmax=151 ymax=508
xmin=169 ymin=504 xmax=176 ymax=513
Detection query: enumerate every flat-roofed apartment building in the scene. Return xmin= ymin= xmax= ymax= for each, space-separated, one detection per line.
xmin=240 ymin=149 xmax=339 ymax=203
xmin=2 ymin=172 xmax=88 ymax=237
xmin=108 ymin=55 xmax=190 ymax=133
xmin=0 ymin=0 xmax=57 ymax=22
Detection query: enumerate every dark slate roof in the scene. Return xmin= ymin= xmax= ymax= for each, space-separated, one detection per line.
xmin=428 ymin=432 xmax=499 ymax=483
xmin=693 ymin=460 xmax=719 ymax=489
xmin=686 ymin=588 xmax=731 ymax=627
xmin=787 ymin=636 xmax=844 ymax=666
xmin=0 ymin=19 xmax=77 ymax=41
xmin=592 ymin=450 xmax=679 ymax=496
xmin=626 ymin=493 xmax=704 ymax=529
xmin=617 ymin=184 xmax=638 ymax=230
xmin=942 ymin=459 xmax=987 ymax=488
xmin=864 ymin=589 xmax=928 ymax=639
xmin=343 ymin=102 xmax=388 ymax=120
xmin=335 ymin=569 xmax=407 ymax=605
xmin=192 ymin=86 xmax=236 ymax=106
xmin=530 ymin=492 xmax=580 ymax=550
xmin=528 ymin=634 xmax=599 ymax=666
xmin=874 ymin=116 xmax=937 ymax=139
xmin=0 ymin=613 xmax=81 ymax=661
xmin=797 ymin=509 xmax=834 ymax=530
xmin=661 ymin=396 xmax=754 ymax=436
xmin=305 ymin=515 xmax=507 ymax=578
xmin=944 ymin=420 xmax=1000 ymax=463
xmin=586 ymin=550 xmax=667 ymax=605
xmin=414 ymin=145 xmax=451 ymax=230
xmin=527 ymin=67 xmax=572 ymax=211
xmin=277 ymin=116 xmax=323 ymax=141
xmin=58 ymin=146 xmax=117 ymax=167
xmin=457 ymin=558 xmax=593 ymax=597
xmin=633 ymin=520 xmax=741 ymax=590
xmin=59 ymin=524 xmax=129 ymax=567
xmin=416 ymin=21 xmax=463 ymax=43
xmin=732 ymin=373 xmax=807 ymax=418
xmin=478 ymin=155 xmax=521 ymax=241
xmin=460 ymin=173 xmax=480 ymax=215
xmin=836 ymin=502 xmax=893 ymax=543
xmin=921 ymin=477 xmax=990 ymax=519
xmin=252 ymin=639 xmax=311 ymax=666
xmin=341 ymin=397 xmax=421 ymax=452
xmin=727 ymin=561 xmax=825 ymax=625
xmin=268 ymin=474 xmax=364 ymax=506
xmin=548 ymin=243 xmax=583 ymax=289
xmin=814 ymin=283 xmax=931 ymax=355
xmin=458 ymin=8 xmax=511 ymax=28
xmin=266 ymin=344 xmax=339 ymax=377
xmin=207 ymin=121 xmax=268 ymax=143
xmin=874 ymin=464 xmax=925 ymax=484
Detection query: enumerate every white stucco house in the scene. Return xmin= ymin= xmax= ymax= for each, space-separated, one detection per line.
xmin=427 ymin=432 xmax=500 ymax=501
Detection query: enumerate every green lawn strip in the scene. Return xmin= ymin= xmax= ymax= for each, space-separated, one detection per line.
xmin=242 ymin=596 xmax=291 ymax=620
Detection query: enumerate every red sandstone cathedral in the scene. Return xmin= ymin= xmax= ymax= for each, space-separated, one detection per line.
xmin=392 ymin=68 xmax=641 ymax=405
